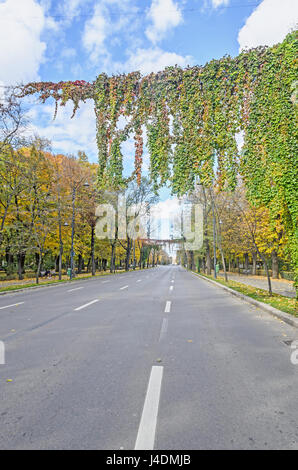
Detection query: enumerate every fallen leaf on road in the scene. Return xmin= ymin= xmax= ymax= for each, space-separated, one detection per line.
xmin=156 ymin=358 xmax=162 ymax=363
xmin=6 ymin=379 xmax=12 ymax=382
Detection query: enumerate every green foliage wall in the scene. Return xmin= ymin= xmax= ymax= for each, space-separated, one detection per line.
xmin=20 ymin=31 xmax=298 ymax=275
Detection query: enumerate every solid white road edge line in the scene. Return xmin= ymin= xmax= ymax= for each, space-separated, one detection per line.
xmin=74 ymin=299 xmax=99 ymax=311
xmin=134 ymin=366 xmax=164 ymax=450
xmin=164 ymin=301 xmax=171 ymax=313
xmin=0 ymin=302 xmax=25 ymax=310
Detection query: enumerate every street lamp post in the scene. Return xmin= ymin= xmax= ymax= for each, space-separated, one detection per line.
xmin=59 ymin=222 xmax=69 ymax=280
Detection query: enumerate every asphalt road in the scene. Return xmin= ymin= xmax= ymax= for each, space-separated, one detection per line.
xmin=0 ymin=265 xmax=297 ymax=450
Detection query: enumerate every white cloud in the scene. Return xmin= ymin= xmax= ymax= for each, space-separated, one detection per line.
xmin=57 ymin=0 xmax=89 ymax=24
xmin=61 ymin=47 xmax=77 ymax=59
xmin=44 ymin=15 xmax=59 ymax=32
xmin=64 ymin=0 xmax=85 ymax=16
xmin=146 ymin=0 xmax=183 ymax=43
xmin=238 ymin=0 xmax=298 ymax=50
xmin=124 ymin=47 xmax=192 ymax=74
xmin=0 ymin=0 xmax=48 ymax=84
xmin=82 ymin=1 xmax=141 ymax=66
xmin=151 ymin=197 xmax=180 ymax=219
xmin=27 ymin=100 xmax=98 ymax=160
xmin=203 ymin=0 xmax=229 ymax=9
xmin=82 ymin=3 xmax=108 ymax=63
xmin=211 ymin=0 xmax=229 ymax=8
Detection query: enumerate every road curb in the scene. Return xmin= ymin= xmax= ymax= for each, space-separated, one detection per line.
xmin=0 ymin=280 xmax=72 ymax=296
xmin=0 ymin=275 xmax=114 ymax=296
xmin=191 ymin=271 xmax=298 ymax=329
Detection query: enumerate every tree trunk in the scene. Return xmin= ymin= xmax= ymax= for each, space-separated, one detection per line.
xmin=36 ymin=251 xmax=42 ymax=284
xmin=17 ymin=252 xmax=25 ymax=280
xmin=205 ymin=242 xmax=211 ymax=275
xmin=237 ymin=257 xmax=240 ymax=274
xmin=189 ymin=250 xmax=195 ymax=270
xmin=139 ymin=247 xmax=142 ymax=269
xmin=77 ymin=254 xmax=83 ymax=274
xmin=217 ymin=246 xmax=228 ymax=282
xmin=146 ymin=248 xmax=151 ymax=268
xmin=110 ymin=243 xmax=115 ymax=273
xmin=271 ymin=250 xmax=279 ymax=279
xmin=221 ymin=252 xmax=228 ymax=282
xmin=182 ymin=250 xmax=187 ymax=268
xmin=186 ymin=251 xmax=190 ymax=269
xmin=263 ymin=255 xmax=272 ymax=295
xmin=244 ymin=252 xmax=249 ymax=274
xmin=252 ymin=251 xmax=257 ymax=275
xmin=125 ymin=237 xmax=131 ymax=271
xmin=5 ymin=248 xmax=14 ymax=275
xmin=254 ymin=244 xmax=272 ymax=295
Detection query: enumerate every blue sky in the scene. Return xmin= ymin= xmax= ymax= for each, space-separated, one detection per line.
xmin=0 ymin=0 xmax=297 ymax=191
xmin=37 ymin=0 xmax=260 ymax=82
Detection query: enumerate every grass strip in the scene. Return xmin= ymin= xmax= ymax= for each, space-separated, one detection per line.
xmin=198 ymin=273 xmax=297 ymax=318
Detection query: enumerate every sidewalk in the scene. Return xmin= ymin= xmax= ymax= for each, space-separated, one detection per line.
xmin=217 ymin=272 xmax=296 ymax=298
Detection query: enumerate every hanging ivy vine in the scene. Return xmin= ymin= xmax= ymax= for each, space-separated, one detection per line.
xmin=19 ymin=30 xmax=298 ymax=274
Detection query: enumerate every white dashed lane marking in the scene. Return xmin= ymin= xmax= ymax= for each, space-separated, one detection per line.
xmin=135 ymin=366 xmax=164 ymax=450
xmin=159 ymin=318 xmax=168 ymax=342
xmin=0 ymin=302 xmax=24 ymax=310
xmin=74 ymin=299 xmax=99 ymax=311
